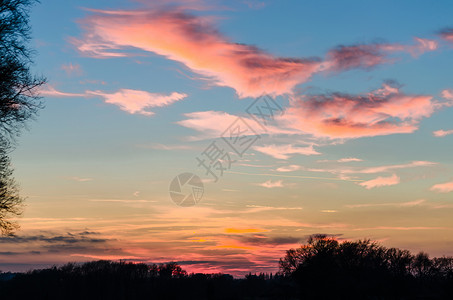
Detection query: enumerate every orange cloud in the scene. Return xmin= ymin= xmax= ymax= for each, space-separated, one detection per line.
xmin=430 ymin=180 xmax=453 ymax=193
xmin=279 ymin=83 xmax=452 ymax=139
xmin=359 ymin=174 xmax=400 ymax=189
xmin=74 ymin=9 xmax=321 ymax=98
xmin=224 ymin=228 xmax=268 ymax=234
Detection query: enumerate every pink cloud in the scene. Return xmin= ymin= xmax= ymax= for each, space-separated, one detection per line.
xmin=359 ymin=174 xmax=400 ymax=189
xmin=40 ymin=86 xmax=185 ymax=116
xmin=87 ymin=89 xmax=187 ymax=116
xmin=440 ymin=28 xmax=453 ymax=42
xmin=253 ymin=144 xmax=320 ymax=160
xmin=40 ymin=86 xmax=87 ymax=97
xmin=411 ymin=37 xmax=438 ymax=55
xmin=324 ymin=44 xmax=390 ymax=72
xmin=433 ymin=129 xmax=453 ymax=137
xmin=74 ymin=9 xmax=321 ymax=98
xmin=323 ymin=38 xmax=438 ymax=72
xmin=430 ymin=180 xmax=453 ymax=193
xmin=441 ymin=89 xmax=453 ymax=100
xmin=279 ymin=83 xmax=452 ymax=139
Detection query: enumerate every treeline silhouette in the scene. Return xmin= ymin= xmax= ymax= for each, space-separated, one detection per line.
xmin=1 ymin=235 xmax=452 ymax=299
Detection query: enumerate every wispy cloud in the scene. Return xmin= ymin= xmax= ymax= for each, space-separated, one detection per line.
xmin=87 ymin=89 xmax=187 ymax=116
xmin=323 ymin=38 xmax=438 ymax=72
xmin=67 ymin=176 xmax=93 ymax=182
xmin=354 ymin=161 xmax=435 ymax=174
xmin=359 ymin=174 xmax=400 ymax=189
xmin=40 ymin=86 xmax=87 ymax=97
xmin=253 ymin=144 xmax=320 ymax=160
xmin=316 ymin=157 xmax=363 ymax=163
xmin=40 ymin=87 xmax=185 ymax=116
xmin=430 ymin=180 xmax=453 ymax=193
xmin=227 ymin=170 xmax=362 ymax=182
xmin=61 ymin=63 xmax=83 ymax=76
xmin=441 ymin=89 xmax=453 ymax=100
xmin=433 ymin=129 xmax=453 ymax=137
xmin=439 ymin=28 xmax=453 ymax=42
xmin=275 ymin=165 xmax=302 ymax=172
xmin=137 ymin=143 xmax=194 ymax=150
xmin=256 ymin=179 xmax=284 ymax=188
xmin=177 ymin=111 xmax=297 ymax=140
xmin=307 ymin=161 xmax=436 ymax=176
xmin=346 ymin=199 xmax=425 ymax=208
xmin=337 ymin=157 xmax=363 ymax=163
xmin=245 ymin=205 xmax=303 ymax=212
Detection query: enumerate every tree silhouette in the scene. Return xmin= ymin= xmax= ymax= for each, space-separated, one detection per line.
xmin=1 ymin=0 xmax=45 ymax=138
xmin=0 ymin=0 xmax=45 ymax=235
xmin=279 ymin=235 xmax=453 ymax=299
xmin=0 ymin=139 xmax=23 ymax=235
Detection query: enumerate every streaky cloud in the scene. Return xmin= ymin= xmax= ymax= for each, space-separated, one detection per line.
xmin=359 ymin=174 xmax=400 ymax=189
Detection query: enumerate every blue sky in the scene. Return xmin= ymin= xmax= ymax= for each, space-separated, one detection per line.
xmin=2 ymin=0 xmax=453 ymax=275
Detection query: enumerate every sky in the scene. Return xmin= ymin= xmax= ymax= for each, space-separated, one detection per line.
xmin=1 ymin=0 xmax=453 ymax=276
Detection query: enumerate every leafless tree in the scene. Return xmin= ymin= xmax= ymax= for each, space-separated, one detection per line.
xmin=1 ymin=0 xmax=45 ymax=234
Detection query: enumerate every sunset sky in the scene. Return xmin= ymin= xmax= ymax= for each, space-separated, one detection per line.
xmin=1 ymin=0 xmax=453 ymax=276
